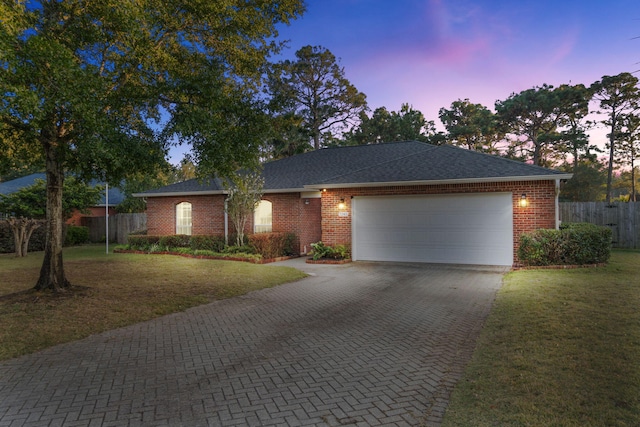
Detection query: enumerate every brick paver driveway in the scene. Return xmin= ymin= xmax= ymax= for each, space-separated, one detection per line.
xmin=0 ymin=260 xmax=506 ymax=427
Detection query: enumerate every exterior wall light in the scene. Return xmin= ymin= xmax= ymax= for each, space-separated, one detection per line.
xmin=338 ymin=198 xmax=346 ymax=209
xmin=519 ymin=193 xmax=528 ymax=208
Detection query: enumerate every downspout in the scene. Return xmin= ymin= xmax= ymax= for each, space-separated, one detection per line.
xmin=555 ymin=179 xmax=561 ymax=229
xmin=224 ymin=197 xmax=229 ymax=246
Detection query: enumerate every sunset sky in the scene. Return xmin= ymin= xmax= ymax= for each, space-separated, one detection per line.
xmin=274 ymin=0 xmax=640 ymax=143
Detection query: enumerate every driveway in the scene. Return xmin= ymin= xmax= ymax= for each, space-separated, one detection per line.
xmin=0 ymin=259 xmax=506 ymax=427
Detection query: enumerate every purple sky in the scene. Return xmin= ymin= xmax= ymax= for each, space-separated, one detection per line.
xmin=165 ymin=1 xmax=639 ymax=163
xmin=274 ymin=0 xmax=640 ymax=142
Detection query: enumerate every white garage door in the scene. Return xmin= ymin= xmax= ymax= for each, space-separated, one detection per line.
xmin=352 ymin=193 xmax=513 ymax=266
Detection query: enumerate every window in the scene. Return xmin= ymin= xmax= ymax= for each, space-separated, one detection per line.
xmin=176 ymin=202 xmax=192 ymax=235
xmin=254 ymin=200 xmax=272 ymax=233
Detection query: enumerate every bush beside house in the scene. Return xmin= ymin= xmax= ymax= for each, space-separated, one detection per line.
xmin=518 ymin=223 xmax=612 ymax=266
xmin=123 ymin=232 xmax=297 ymax=262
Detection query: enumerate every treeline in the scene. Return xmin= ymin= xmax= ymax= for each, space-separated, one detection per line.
xmin=262 ymin=45 xmax=640 ymax=203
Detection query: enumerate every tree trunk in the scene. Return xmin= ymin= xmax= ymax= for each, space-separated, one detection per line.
xmin=606 ymin=115 xmax=617 ymax=204
xmin=7 ymin=217 xmax=42 ymax=257
xmin=35 ymin=143 xmax=70 ymax=291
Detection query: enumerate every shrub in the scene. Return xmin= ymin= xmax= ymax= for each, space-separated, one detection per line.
xmin=518 ymin=223 xmax=612 ymax=266
xmin=248 ymin=232 xmax=298 ymax=259
xmin=64 ymin=226 xmax=90 ymax=246
xmin=0 ymin=220 xmax=48 ymax=253
xmin=189 ymin=235 xmax=225 ymax=252
xmin=223 ymin=245 xmax=256 ymax=255
xmin=310 ymin=241 xmax=350 ymax=260
xmin=127 ymin=235 xmax=161 ymax=251
xmin=158 ymin=234 xmax=190 ymax=249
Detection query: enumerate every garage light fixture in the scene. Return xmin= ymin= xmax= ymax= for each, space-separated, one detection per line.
xmin=519 ymin=193 xmax=528 ymax=208
xmin=338 ymin=198 xmax=346 ymax=209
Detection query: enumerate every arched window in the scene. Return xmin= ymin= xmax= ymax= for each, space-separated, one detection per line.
xmin=254 ymin=200 xmax=272 ymax=233
xmin=176 ymin=202 xmax=192 ymax=235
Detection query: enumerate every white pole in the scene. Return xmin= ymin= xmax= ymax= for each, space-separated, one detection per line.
xmin=105 ymin=183 xmax=109 ymax=254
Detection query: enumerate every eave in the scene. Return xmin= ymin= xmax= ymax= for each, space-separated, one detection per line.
xmin=303 ymin=174 xmax=573 ymax=190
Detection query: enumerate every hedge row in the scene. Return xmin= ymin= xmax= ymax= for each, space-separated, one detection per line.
xmin=0 ymin=222 xmax=89 ymax=253
xmin=127 ymin=232 xmax=297 ymax=259
xmin=518 ymin=222 xmax=612 ymax=266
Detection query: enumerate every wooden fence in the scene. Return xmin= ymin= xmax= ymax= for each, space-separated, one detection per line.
xmin=559 ymin=202 xmax=640 ymax=249
xmin=84 ymin=213 xmax=146 ymax=244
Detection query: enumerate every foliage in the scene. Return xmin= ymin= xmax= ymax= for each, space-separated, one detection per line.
xmin=613 ymin=114 xmax=640 ymax=201
xmin=263 ymin=112 xmax=312 ymax=160
xmin=309 ymin=241 xmax=350 ymax=260
xmin=0 ymin=177 xmax=100 ymax=256
xmin=590 ymin=72 xmax=640 ymax=203
xmin=0 ymin=0 xmax=304 ymax=290
xmin=559 ymin=161 xmax=607 ymax=202
xmin=0 ymin=177 xmax=102 ymax=220
xmin=439 ymin=99 xmax=502 ymax=153
xmin=0 ymin=219 xmax=46 ymax=254
xmin=64 ymin=226 xmax=89 ymax=246
xmin=267 ymin=45 xmax=367 ymax=150
xmin=344 ymin=104 xmax=435 ymax=145
xmin=224 ymin=172 xmax=264 ymax=247
xmin=126 ymin=235 xmax=162 ymax=251
xmin=115 ymin=162 xmax=178 ymax=213
xmin=495 ymin=84 xmax=590 ymax=167
xmin=189 ymin=235 xmax=226 ymax=252
xmin=517 ymin=223 xmax=612 ymax=266
xmin=248 ymin=232 xmax=297 ymax=259
xmin=158 ymin=234 xmax=191 ymax=249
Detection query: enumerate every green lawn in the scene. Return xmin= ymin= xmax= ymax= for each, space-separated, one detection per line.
xmin=442 ymin=250 xmax=640 ymax=427
xmin=0 ymin=245 xmax=306 ymax=361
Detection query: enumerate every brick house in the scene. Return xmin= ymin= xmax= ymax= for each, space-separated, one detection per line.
xmin=137 ymin=141 xmax=571 ymax=266
xmin=0 ymin=173 xmax=123 ymax=225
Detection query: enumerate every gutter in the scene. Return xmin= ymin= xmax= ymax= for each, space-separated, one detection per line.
xmin=303 ymin=174 xmax=573 ymax=190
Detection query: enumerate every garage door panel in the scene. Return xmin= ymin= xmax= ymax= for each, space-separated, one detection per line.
xmin=353 ymin=193 xmax=513 ymax=266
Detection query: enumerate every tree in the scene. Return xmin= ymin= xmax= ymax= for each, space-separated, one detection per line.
xmin=267 ymin=45 xmax=367 ymax=150
xmin=0 ymin=177 xmax=101 ymax=257
xmin=614 ymin=114 xmax=640 ymax=201
xmin=0 ymin=0 xmax=303 ymax=291
xmin=224 ymin=173 xmax=264 ymax=247
xmin=438 ymin=99 xmax=502 ymax=153
xmin=552 ymin=84 xmax=594 ymax=169
xmin=345 ymin=104 xmax=435 ymax=145
xmin=495 ymin=84 xmax=589 ymax=167
xmin=591 ymin=73 xmax=640 ymax=203
xmin=264 ymin=112 xmax=312 ymax=160
xmin=559 ymin=161 xmax=607 ymax=202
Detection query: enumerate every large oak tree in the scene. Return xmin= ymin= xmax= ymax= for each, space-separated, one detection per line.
xmin=0 ymin=0 xmax=303 ymax=291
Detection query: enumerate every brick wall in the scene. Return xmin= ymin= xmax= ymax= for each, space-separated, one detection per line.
xmin=145 ymin=193 xmax=322 ymax=254
xmin=67 ymin=207 xmax=116 ymax=226
xmin=321 ymin=180 xmax=558 ymax=264
xmin=146 ymin=195 xmax=226 ymax=236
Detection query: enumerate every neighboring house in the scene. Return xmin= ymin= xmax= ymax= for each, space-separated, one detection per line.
xmin=0 ymin=173 xmax=123 ymax=225
xmin=136 ymin=141 xmax=572 ymax=266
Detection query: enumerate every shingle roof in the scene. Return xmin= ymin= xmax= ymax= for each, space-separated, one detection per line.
xmin=138 ymin=141 xmax=572 ymax=196
xmin=0 ymin=173 xmax=124 ymax=206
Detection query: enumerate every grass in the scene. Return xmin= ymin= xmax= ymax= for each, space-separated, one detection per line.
xmin=0 ymin=245 xmax=307 ymax=361
xmin=442 ymin=250 xmax=640 ymax=427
